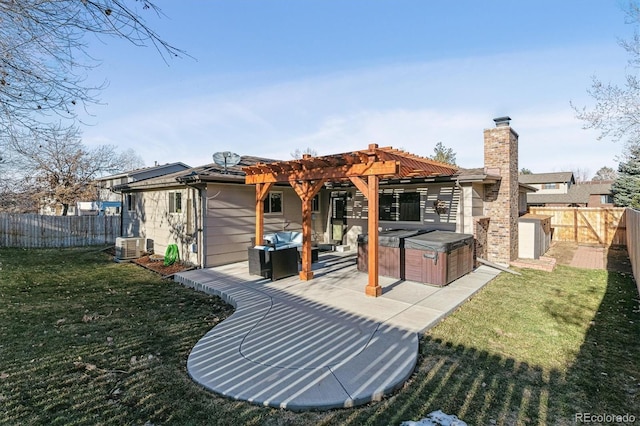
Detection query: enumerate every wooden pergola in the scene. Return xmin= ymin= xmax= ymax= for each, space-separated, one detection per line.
xmin=243 ymin=144 xmax=458 ymax=297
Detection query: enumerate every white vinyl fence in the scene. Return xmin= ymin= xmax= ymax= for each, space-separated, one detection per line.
xmin=0 ymin=214 xmax=121 ymax=248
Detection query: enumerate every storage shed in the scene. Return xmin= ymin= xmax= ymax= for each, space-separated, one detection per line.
xmin=518 ymin=214 xmax=552 ymax=259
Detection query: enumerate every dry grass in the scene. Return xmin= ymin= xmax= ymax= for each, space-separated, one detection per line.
xmin=0 ymin=247 xmax=638 ymax=425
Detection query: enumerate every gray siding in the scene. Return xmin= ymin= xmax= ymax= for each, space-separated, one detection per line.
xmin=203 ymin=184 xmax=303 ymax=267
xmin=122 ymin=188 xmax=199 ymax=265
xmin=341 ymin=183 xmax=460 ymax=248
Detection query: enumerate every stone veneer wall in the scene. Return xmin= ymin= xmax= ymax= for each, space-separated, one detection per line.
xmin=483 ymin=124 xmax=519 ymax=265
xmin=473 ymin=216 xmax=490 ymax=266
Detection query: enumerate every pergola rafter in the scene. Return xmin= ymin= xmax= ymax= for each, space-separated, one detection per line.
xmin=243 ymin=144 xmax=458 ymax=297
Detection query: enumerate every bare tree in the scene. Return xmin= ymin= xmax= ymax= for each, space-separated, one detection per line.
xmin=118 ymin=148 xmax=146 ymax=171
xmin=0 ymin=0 xmax=183 ymax=139
xmin=572 ymin=2 xmax=640 ymax=149
xmin=291 ymin=147 xmax=318 ymax=159
xmin=8 ymin=124 xmax=139 ymax=215
xmin=592 ymin=166 xmax=618 ymax=181
xmin=571 ymin=167 xmax=591 ymax=183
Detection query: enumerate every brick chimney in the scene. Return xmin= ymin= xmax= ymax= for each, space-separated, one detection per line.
xmin=483 ymin=116 xmax=519 ymax=265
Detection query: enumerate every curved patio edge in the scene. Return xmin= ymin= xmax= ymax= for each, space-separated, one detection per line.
xmin=175 ymin=269 xmax=419 ymax=411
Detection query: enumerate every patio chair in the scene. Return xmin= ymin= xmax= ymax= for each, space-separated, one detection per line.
xmin=248 ymin=246 xmax=299 ymax=281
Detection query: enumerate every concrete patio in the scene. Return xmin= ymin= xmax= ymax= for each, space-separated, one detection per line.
xmin=174 ymin=251 xmax=500 ymax=410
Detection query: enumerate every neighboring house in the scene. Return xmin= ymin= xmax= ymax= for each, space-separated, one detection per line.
xmin=89 ymin=162 xmax=191 ymax=215
xmin=117 ymin=117 xmax=533 ymax=268
xmin=113 ymin=156 xmax=287 ymax=267
xmin=518 ymin=172 xmax=576 ymax=195
xmin=520 ymin=172 xmax=614 ymax=207
xmin=40 ymin=202 xmax=77 ymax=216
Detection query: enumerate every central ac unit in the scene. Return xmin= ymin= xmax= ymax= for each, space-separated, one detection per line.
xmin=115 ymin=237 xmax=144 ymax=260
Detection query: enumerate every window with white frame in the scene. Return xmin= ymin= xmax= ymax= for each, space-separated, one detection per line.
xmin=169 ymin=191 xmax=182 ymax=214
xmin=263 ymin=192 xmax=282 ymax=214
xmin=600 ymin=194 xmax=613 ymax=204
xmin=311 ymin=194 xmax=320 ymax=212
xmin=126 ymin=193 xmax=136 ymax=212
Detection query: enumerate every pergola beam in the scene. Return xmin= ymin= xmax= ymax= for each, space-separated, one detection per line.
xmin=245 ymin=161 xmax=400 ymax=184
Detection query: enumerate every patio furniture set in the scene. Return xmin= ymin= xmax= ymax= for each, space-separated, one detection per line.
xmin=248 ymin=231 xmax=319 ymax=281
xmin=249 ymin=229 xmax=474 ymax=287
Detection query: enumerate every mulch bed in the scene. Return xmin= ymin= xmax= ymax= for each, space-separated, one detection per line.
xmin=104 ymin=247 xmax=192 ymax=277
xmin=132 ymin=254 xmax=193 ymax=277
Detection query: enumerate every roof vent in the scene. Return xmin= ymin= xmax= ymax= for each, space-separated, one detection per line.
xmin=493 ymin=116 xmax=511 ymax=127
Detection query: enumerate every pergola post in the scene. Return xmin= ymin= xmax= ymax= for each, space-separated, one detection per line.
xmin=290 ymin=177 xmax=326 ymax=281
xmin=365 ymin=175 xmax=381 ymax=296
xmin=255 ymin=182 xmax=274 ymax=246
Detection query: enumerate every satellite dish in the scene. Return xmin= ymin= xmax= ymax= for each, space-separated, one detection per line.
xmin=212 ymin=151 xmax=241 ymax=174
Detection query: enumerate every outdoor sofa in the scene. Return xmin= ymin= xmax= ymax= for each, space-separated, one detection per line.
xmin=248 ymin=231 xmax=318 ymax=281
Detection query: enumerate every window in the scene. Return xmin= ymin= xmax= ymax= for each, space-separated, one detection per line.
xmin=544 ymin=183 xmax=558 ymax=189
xmin=169 ymin=192 xmax=182 ymax=214
xmin=601 ymin=194 xmax=613 ymax=204
xmin=379 ymin=192 xmax=421 ymax=222
xmin=126 ymin=194 xmax=136 ymax=212
xmin=311 ymin=194 xmax=320 ymax=212
xmin=399 ymin=193 xmax=421 ymax=221
xmin=379 ymin=194 xmax=394 ymax=221
xmin=264 ymin=192 xmax=282 ymax=214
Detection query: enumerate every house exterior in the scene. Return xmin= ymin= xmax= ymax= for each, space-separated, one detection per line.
xmin=519 ymin=172 xmax=576 ymax=195
xmin=113 ymin=156 xmax=304 ymax=267
xmin=520 ymin=172 xmax=614 ymax=207
xmin=116 ymin=117 xmax=530 ymax=269
xmin=90 ymin=162 xmax=191 ymax=215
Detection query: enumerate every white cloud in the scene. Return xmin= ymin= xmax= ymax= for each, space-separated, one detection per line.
xmin=82 ymin=42 xmax=625 ymax=174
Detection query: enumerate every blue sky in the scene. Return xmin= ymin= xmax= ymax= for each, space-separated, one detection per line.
xmin=81 ymin=1 xmax=633 ymax=176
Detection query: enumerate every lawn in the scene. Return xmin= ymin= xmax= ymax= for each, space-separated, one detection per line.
xmin=0 ymin=247 xmax=638 ymax=425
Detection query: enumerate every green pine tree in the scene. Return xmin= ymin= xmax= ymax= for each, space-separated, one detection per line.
xmin=612 ymin=144 xmax=640 ymax=208
xmin=430 ymin=141 xmax=457 ymax=166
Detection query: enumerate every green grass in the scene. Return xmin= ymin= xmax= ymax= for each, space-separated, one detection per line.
xmin=0 ymin=248 xmax=638 ymax=425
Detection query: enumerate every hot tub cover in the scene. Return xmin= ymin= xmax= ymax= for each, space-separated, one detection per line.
xmin=357 ymin=229 xmax=430 ymax=248
xmin=404 ymin=231 xmax=473 ymax=252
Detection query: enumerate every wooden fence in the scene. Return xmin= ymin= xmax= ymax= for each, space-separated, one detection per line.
xmin=626 ymin=208 xmax=640 ymax=291
xmin=528 ymin=207 xmax=627 ymax=246
xmin=0 ymin=214 xmax=121 ymax=248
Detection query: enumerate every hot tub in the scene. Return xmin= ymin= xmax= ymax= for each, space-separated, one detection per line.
xmin=357 ymin=229 xmax=428 ymax=279
xmin=404 ymin=231 xmax=474 ymax=286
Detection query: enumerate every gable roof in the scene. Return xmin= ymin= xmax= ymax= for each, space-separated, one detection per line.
xmin=96 ymin=162 xmax=191 ymax=182
xmin=527 ymin=182 xmax=612 ymax=204
xmin=518 ymin=172 xmax=575 ymax=185
xmin=114 ymin=156 xmax=280 ymax=191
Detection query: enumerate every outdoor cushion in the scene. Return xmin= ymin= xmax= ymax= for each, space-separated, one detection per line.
xmin=261 ymin=231 xmax=303 ymax=250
